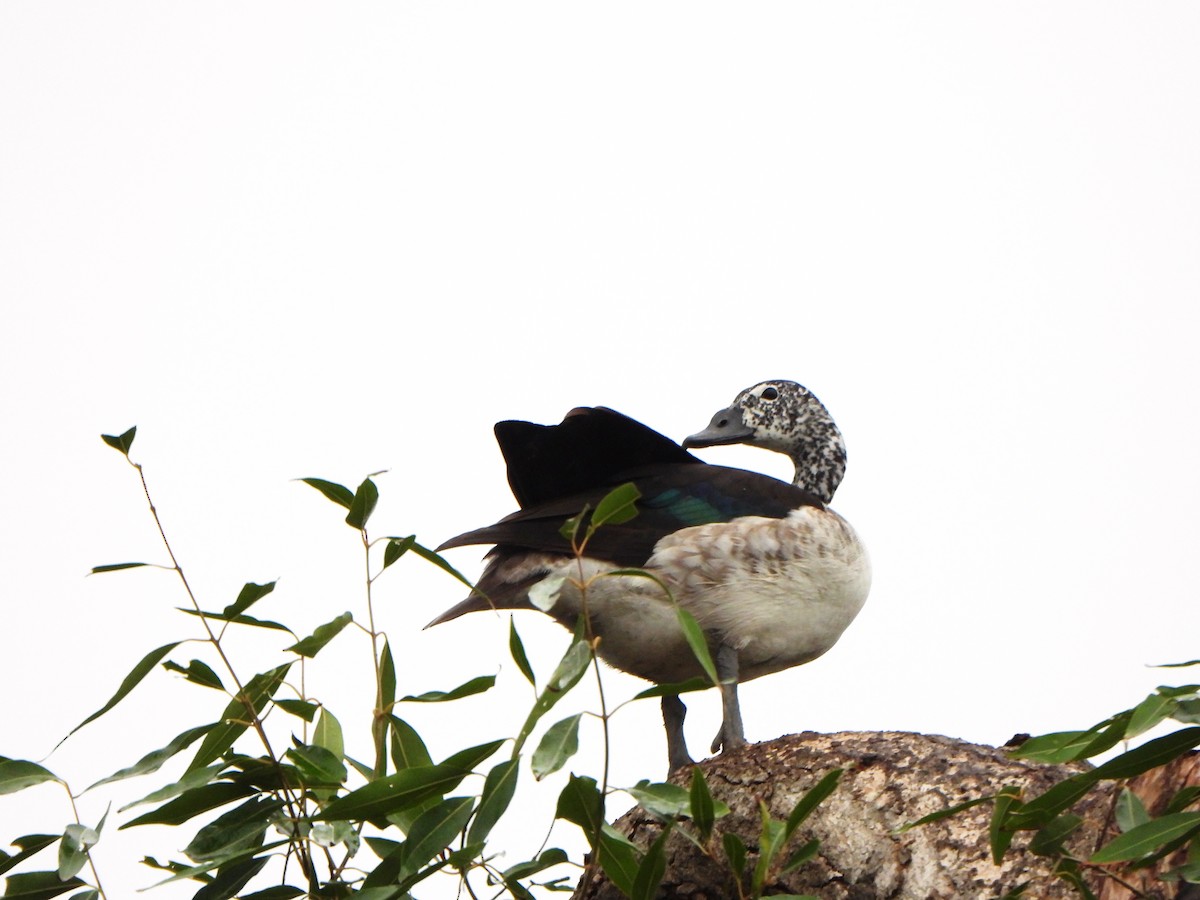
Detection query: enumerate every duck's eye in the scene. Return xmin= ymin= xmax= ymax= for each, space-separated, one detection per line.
xmin=761 ymin=387 xmax=779 ymax=401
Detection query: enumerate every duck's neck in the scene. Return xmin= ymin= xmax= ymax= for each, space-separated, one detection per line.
xmin=788 ymin=421 xmax=847 ymax=505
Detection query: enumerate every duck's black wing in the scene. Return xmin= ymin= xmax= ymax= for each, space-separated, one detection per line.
xmin=495 ymin=407 xmax=701 ymax=509
xmin=439 ymin=463 xmax=823 ymax=568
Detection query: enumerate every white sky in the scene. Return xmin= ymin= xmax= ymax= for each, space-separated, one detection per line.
xmin=3 ymin=3 xmax=1199 ymax=897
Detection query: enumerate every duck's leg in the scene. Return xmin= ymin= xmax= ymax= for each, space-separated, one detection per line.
xmin=711 ymin=643 xmax=746 ymax=754
xmin=661 ymin=694 xmax=694 ymax=772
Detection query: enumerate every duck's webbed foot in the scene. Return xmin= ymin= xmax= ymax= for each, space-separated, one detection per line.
xmin=662 ymin=694 xmax=695 ymax=773
xmin=711 ymin=643 xmax=746 ymax=754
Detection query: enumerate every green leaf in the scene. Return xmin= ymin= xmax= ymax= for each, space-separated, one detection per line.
xmin=514 ymin=638 xmax=592 ymax=754
xmin=2 ymin=871 xmax=86 ymax=899
xmin=990 ymin=785 xmax=1024 ymax=863
xmin=285 ymin=611 xmax=352 ymax=658
xmin=345 ymin=478 xmax=379 ymax=529
xmin=223 ymin=581 xmax=276 ymax=617
xmin=84 ymin=724 xmax=215 ymax=792
xmin=63 ymin=641 xmax=181 ymax=740
xmin=1092 ymin=727 xmax=1200 ymax=780
xmin=88 ymin=562 xmax=151 ymax=574
xmin=752 ymin=805 xmax=786 ymax=895
xmin=406 ymin=540 xmax=477 ymax=590
xmin=399 ymin=796 xmax=475 ymax=874
xmin=1127 ymin=692 xmax=1179 ymax=739
xmin=122 ymin=782 xmax=254 ymax=828
xmin=469 ymin=759 xmax=520 ymax=845
xmin=1116 ymin=787 xmax=1151 ymax=832
xmin=56 ymin=823 xmax=98 ymax=881
xmin=380 ymin=640 xmax=397 ymax=712
xmin=240 ymin=887 xmax=304 ymax=900
xmin=532 ymin=714 xmax=582 ymax=780
xmin=1028 ymin=812 xmax=1082 ymax=856
xmin=273 ymin=699 xmax=318 ymax=722
xmin=1091 ymin=811 xmax=1200 ymax=863
xmin=780 ymin=838 xmax=820 ymax=874
xmin=785 ymin=768 xmax=843 ymax=841
xmin=299 ymin=477 xmax=354 ymax=509
xmin=162 ymin=659 xmax=225 ymax=691
xmin=689 ymin=767 xmax=716 ymax=840
xmin=314 ymin=708 xmax=345 ymax=759
xmin=186 ymin=663 xmax=292 ymax=772
xmin=631 ymin=677 xmax=712 ymax=700
xmin=628 ymin=781 xmax=693 ymax=819
xmin=555 ymin=774 xmax=603 ymax=835
xmin=175 ymin=607 xmax=293 ymax=632
xmin=502 ymin=848 xmax=569 ymax=881
xmin=596 ymin=827 xmax=640 ymax=897
xmin=286 ymin=744 xmax=346 ymax=787
xmin=0 ymin=835 xmax=59 ymax=877
xmin=192 ymin=855 xmax=268 ymax=900
xmin=1168 ymin=785 xmax=1200 ymax=814
xmin=590 ymin=483 xmax=641 ymax=531
xmin=401 ymin=674 xmax=495 ymax=703
xmin=439 ymin=739 xmax=505 ymax=773
xmin=120 ymin=763 xmax=225 ymax=813
xmin=184 ymin=797 xmax=281 ymax=862
xmin=722 ymin=831 xmax=747 ymax=882
xmin=383 ymin=536 xmax=415 ymax=569
xmin=631 ymin=826 xmax=669 ymax=900
xmin=100 ymin=426 xmax=136 ymax=455
xmin=675 ymin=607 xmax=719 ymax=686
xmin=315 ymin=764 xmax=468 ymax=823
xmin=509 ymin=619 xmax=536 ymax=687
xmin=896 ymin=794 xmax=997 ymax=832
xmin=389 ymin=716 xmax=433 ymax=770
xmin=67 ymin=890 xmax=100 ymax=900
xmin=0 ymin=760 xmax=60 ymax=795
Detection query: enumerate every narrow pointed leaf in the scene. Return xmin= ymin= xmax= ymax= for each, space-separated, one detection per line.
xmin=119 ymin=763 xmax=225 ymax=813
xmin=345 ymin=478 xmax=379 ymax=529
xmin=509 ymin=619 xmax=536 ymax=687
xmin=0 ymin=761 xmax=60 ymax=795
xmin=597 ymin=827 xmax=640 ymax=897
xmin=514 ymin=639 xmax=591 ymax=753
xmin=1029 ymin=812 xmax=1082 ymax=856
xmin=314 ymin=709 xmax=345 ymax=759
xmin=689 ymin=767 xmax=716 ymax=840
xmin=192 ymin=855 xmax=268 ymax=900
xmin=390 ymin=716 xmax=432 ymax=769
xmin=468 ymin=759 xmax=519 ymax=845
xmin=1127 ymin=692 xmax=1179 ymax=739
xmin=401 ymin=674 xmax=495 ymax=703
xmin=439 ymin=739 xmax=505 ymax=772
xmin=532 ymin=714 xmax=582 ymax=780
xmin=631 ymin=827 xmax=669 ymax=900
xmin=63 ymin=642 xmax=181 ymax=740
xmin=187 ymin=664 xmax=292 ymax=772
xmin=84 ymin=724 xmax=215 ymax=792
xmin=223 ymin=581 xmax=276 ymax=617
xmin=286 ymin=744 xmax=347 ymax=787
xmin=122 ymin=782 xmax=255 ymax=828
xmin=383 ymin=536 xmax=415 ymax=570
xmin=315 ymin=764 xmax=468 ymax=822
xmin=990 ymin=785 xmax=1024 ymax=863
xmin=100 ymin=426 xmax=136 ymax=455
xmin=590 ymin=483 xmax=641 ymax=530
xmin=162 ymin=659 xmax=224 ymax=691
xmin=274 ymin=699 xmax=318 ymax=722
xmin=723 ymin=832 xmax=747 ymax=880
xmin=399 ymin=796 xmax=475 ymax=874
xmin=299 ymin=477 xmax=354 ymax=509
xmin=675 ymin=608 xmax=719 ymax=686
xmin=1116 ymin=787 xmax=1151 ymax=833
xmin=380 ymin=640 xmax=397 ymax=712
xmin=627 ymin=781 xmax=692 ymax=819
xmin=184 ymin=797 xmax=281 ymax=862
xmin=2 ymin=871 xmax=86 ymax=899
xmin=88 ymin=562 xmax=151 ymax=574
xmin=285 ymin=611 xmax=352 ymax=658
xmin=785 ymin=769 xmax=843 ymax=840
xmin=0 ymin=835 xmax=59 ymax=877
xmin=781 ymin=838 xmax=821 ymax=874
xmin=407 ymin=541 xmax=477 ymax=589
xmin=175 ymin=608 xmax=292 ymax=632
xmin=555 ymin=774 xmax=603 ymax=834
xmin=56 ymin=824 xmax=96 ymax=881
xmin=1091 ymin=812 xmax=1200 ymax=863
xmin=1092 ymin=727 xmax=1200 ymax=780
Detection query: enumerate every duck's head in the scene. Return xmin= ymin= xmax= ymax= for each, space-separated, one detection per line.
xmin=683 ymin=379 xmax=848 ymax=504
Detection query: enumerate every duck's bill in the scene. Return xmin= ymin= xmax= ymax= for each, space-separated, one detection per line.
xmin=683 ymin=407 xmax=755 ymax=448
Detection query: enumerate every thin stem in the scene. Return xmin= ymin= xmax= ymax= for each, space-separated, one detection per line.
xmin=125 ymin=456 xmax=315 ymax=879
xmin=63 ymin=783 xmax=107 ymax=900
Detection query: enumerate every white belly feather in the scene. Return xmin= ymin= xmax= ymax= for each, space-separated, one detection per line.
xmin=531 ymin=507 xmax=871 ymax=685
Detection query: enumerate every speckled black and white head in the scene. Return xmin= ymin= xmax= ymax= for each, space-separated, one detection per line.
xmin=683 ymin=379 xmax=848 ymax=504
